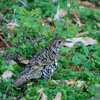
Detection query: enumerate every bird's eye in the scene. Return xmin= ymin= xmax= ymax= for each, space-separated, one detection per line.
xmin=58 ymin=41 xmax=61 ymax=44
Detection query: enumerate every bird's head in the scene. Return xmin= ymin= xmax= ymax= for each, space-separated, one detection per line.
xmin=47 ymin=37 xmax=72 ymax=53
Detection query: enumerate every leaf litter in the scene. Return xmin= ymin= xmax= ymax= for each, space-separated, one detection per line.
xmin=65 ymin=37 xmax=97 ymax=47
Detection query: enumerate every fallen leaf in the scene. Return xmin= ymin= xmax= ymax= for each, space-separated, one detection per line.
xmin=42 ymin=17 xmax=55 ymax=31
xmin=77 ymin=81 xmax=85 ymax=87
xmin=0 ymin=33 xmax=5 ymax=39
xmin=7 ymin=22 xmax=19 ymax=31
xmin=6 ymin=40 xmax=12 ymax=46
xmin=20 ymin=59 xmax=29 ymax=64
xmin=65 ymin=76 xmax=78 ymax=85
xmin=50 ymin=24 xmax=55 ymax=31
xmin=67 ymin=63 xmax=82 ymax=71
xmin=2 ymin=70 xmax=13 ymax=80
xmin=72 ymin=11 xmax=82 ymax=27
xmin=37 ymin=88 xmax=47 ymax=100
xmin=53 ymin=92 xmax=62 ymax=100
xmin=0 ymin=33 xmax=12 ymax=51
xmin=41 ymin=93 xmax=47 ymax=100
xmin=67 ymin=19 xmax=72 ymax=23
xmin=37 ymin=88 xmax=44 ymax=94
xmin=0 ymin=40 xmax=12 ymax=51
xmin=52 ymin=80 xmax=60 ymax=84
xmin=54 ymin=5 xmax=67 ymax=20
xmin=80 ymin=1 xmax=95 ymax=8
xmin=65 ymin=37 xmax=97 ymax=47
xmin=57 ymin=9 xmax=67 ymax=17
xmin=65 ymin=79 xmax=75 ymax=85
xmin=43 ymin=17 xmax=53 ymax=23
xmin=72 ymin=11 xmax=80 ymax=18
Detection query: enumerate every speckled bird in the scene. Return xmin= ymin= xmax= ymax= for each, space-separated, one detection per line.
xmin=12 ymin=37 xmax=72 ymax=87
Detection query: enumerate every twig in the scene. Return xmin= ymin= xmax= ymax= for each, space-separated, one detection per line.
xmin=0 ymin=36 xmax=10 ymax=47
xmin=60 ymin=1 xmax=72 ymax=34
xmin=12 ymin=9 xmax=16 ymax=21
xmin=48 ymin=76 xmax=51 ymax=84
xmin=54 ymin=5 xmax=60 ymax=20
xmin=13 ymin=57 xmax=27 ymax=67
xmin=3 ymin=83 xmax=10 ymax=100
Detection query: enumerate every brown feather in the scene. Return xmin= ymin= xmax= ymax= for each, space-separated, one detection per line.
xmin=12 ymin=37 xmax=71 ymax=87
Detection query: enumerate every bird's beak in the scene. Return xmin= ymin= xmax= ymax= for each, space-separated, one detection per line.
xmin=65 ymin=40 xmax=73 ymax=43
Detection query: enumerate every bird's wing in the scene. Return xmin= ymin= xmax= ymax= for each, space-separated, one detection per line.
xmin=17 ymin=48 xmax=53 ymax=78
xmin=12 ymin=48 xmax=54 ymax=87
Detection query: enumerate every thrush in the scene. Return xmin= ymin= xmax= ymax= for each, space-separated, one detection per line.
xmin=12 ymin=37 xmax=72 ymax=87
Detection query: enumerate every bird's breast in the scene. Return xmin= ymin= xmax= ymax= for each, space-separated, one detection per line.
xmin=41 ymin=58 xmax=57 ymax=79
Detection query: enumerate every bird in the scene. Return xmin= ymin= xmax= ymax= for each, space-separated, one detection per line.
xmin=12 ymin=37 xmax=72 ymax=87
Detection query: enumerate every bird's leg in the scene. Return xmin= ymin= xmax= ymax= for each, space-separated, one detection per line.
xmin=48 ymin=76 xmax=51 ymax=83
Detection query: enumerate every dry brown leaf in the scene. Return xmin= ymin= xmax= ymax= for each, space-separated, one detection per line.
xmin=19 ymin=57 xmax=29 ymax=64
xmin=0 ymin=40 xmax=12 ymax=48
xmin=43 ymin=17 xmax=53 ymax=23
xmin=72 ymin=11 xmax=80 ymax=20
xmin=0 ymin=33 xmax=12 ymax=49
xmin=74 ymin=17 xmax=82 ymax=27
xmin=0 ymin=41 xmax=7 ymax=47
xmin=65 ymin=76 xmax=78 ymax=85
xmin=7 ymin=22 xmax=19 ymax=31
xmin=65 ymin=37 xmax=97 ymax=47
xmin=0 ymin=33 xmax=12 ymax=52
xmin=77 ymin=81 xmax=85 ymax=87
xmin=52 ymin=80 xmax=61 ymax=84
xmin=54 ymin=5 xmax=67 ymax=20
xmin=0 ymin=33 xmax=5 ymax=39
xmin=50 ymin=25 xmax=55 ymax=31
xmin=42 ymin=17 xmax=55 ymax=31
xmin=2 ymin=70 xmax=13 ymax=80
xmin=37 ymin=88 xmax=47 ymax=100
xmin=53 ymin=92 xmax=62 ymax=100
xmin=72 ymin=11 xmax=82 ymax=27
xmin=20 ymin=59 xmax=29 ymax=64
xmin=6 ymin=40 xmax=12 ymax=46
xmin=67 ymin=63 xmax=81 ymax=71
xmin=7 ymin=22 xmax=19 ymax=38
xmin=65 ymin=79 xmax=75 ymax=85
xmin=80 ymin=1 xmax=95 ymax=7
xmin=41 ymin=93 xmax=47 ymax=100
xmin=52 ymin=80 xmax=58 ymax=84
xmin=67 ymin=19 xmax=72 ymax=23
xmin=37 ymin=88 xmax=44 ymax=94
xmin=57 ymin=9 xmax=67 ymax=17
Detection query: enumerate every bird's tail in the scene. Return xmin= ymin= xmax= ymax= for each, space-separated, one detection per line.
xmin=12 ymin=77 xmax=28 ymax=87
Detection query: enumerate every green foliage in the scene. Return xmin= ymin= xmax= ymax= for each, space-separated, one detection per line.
xmin=0 ymin=0 xmax=100 ymax=100
xmin=79 ymin=7 xmax=100 ymax=34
